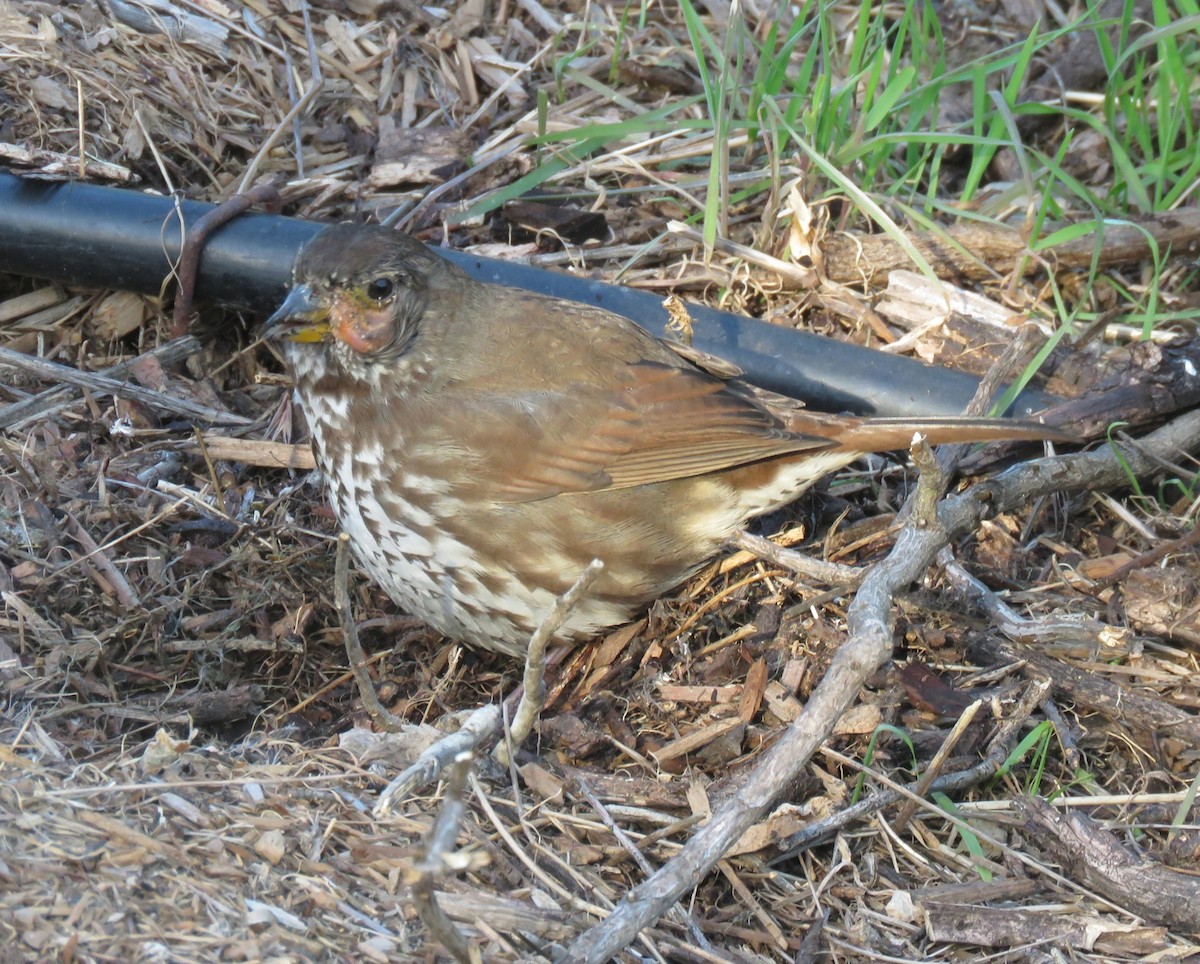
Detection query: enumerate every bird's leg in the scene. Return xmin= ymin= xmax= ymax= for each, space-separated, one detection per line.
xmin=334 ymin=532 xmax=404 ymax=733
xmin=496 ymin=559 xmax=606 ymax=767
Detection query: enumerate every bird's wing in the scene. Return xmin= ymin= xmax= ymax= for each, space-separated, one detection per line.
xmin=428 ymin=288 xmax=1059 ymax=504
xmin=450 ymin=358 xmax=828 ymax=504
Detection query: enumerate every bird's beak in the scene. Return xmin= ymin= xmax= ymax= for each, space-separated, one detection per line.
xmin=262 ymin=284 xmax=331 ymax=343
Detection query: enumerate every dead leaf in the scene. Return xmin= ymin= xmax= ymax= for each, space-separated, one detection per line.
xmin=728 ymin=803 xmax=810 ymax=855
xmin=833 ymin=702 xmax=882 ymax=735
xmin=31 ymin=75 xmax=71 ymax=110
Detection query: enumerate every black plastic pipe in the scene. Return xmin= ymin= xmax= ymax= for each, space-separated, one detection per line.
xmin=0 ymin=171 xmax=1057 ymax=417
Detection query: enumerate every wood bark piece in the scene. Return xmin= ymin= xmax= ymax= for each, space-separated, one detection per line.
xmin=821 ymin=209 xmax=1200 ymax=284
xmin=194 ymin=435 xmax=317 ymax=471
xmin=0 ymin=142 xmax=135 ymax=182
xmin=1017 ymin=796 xmax=1200 ymax=933
xmin=182 ymin=685 xmax=266 ymax=727
xmin=965 ymin=634 xmax=1200 ymax=747
xmin=924 ymin=902 xmax=1167 ymax=954
xmin=1030 ymin=340 xmax=1200 ymax=440
xmin=106 ymin=0 xmax=229 ymax=56
xmin=438 ymin=889 xmax=577 ymax=941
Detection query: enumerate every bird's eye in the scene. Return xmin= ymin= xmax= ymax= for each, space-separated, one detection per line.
xmin=366 ymin=277 xmax=395 ymax=301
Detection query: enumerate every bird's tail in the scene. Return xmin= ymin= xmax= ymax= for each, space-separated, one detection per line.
xmin=786 ymin=413 xmax=1068 ymax=454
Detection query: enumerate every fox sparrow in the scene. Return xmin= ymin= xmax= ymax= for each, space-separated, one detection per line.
xmin=265 ymin=224 xmax=1057 ymax=656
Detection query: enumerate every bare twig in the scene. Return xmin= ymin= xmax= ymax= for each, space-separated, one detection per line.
xmin=378 ymin=560 xmax=604 ymax=806
xmin=729 ymin=531 xmax=860 ymax=587
xmin=939 ymin=545 xmax=1138 ymax=656
xmin=0 ymin=344 xmax=249 ymax=426
xmin=966 ymin=631 xmax=1200 ymax=746
xmin=1017 ymin=795 xmax=1200 ymax=931
xmin=0 ymin=142 xmax=134 ymax=182
xmin=891 ymin=697 xmax=984 ymax=834
xmin=0 ymin=336 xmax=201 ymax=429
xmin=410 ymin=753 xmax=481 ymax=964
xmin=668 ymin=220 xmax=817 ymax=288
xmin=468 ymin=772 xmax=613 ymax=919
xmin=62 ymin=511 xmax=142 ymax=609
xmin=170 ymin=180 xmax=281 ymax=337
xmin=1040 ymin=696 xmax=1083 ymax=772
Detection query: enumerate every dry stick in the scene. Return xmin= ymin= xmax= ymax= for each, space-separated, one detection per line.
xmin=1016 ymin=795 xmax=1200 ymax=933
xmin=334 ymin=532 xmax=403 ymax=733
xmin=938 ymin=545 xmax=1134 ymax=654
xmin=562 ymin=410 xmax=1200 ymax=964
xmin=279 ymin=27 xmax=305 ymax=180
xmin=410 ymin=753 xmax=481 ymax=964
xmin=1039 ymin=696 xmax=1083 ymax=773
xmin=668 ymin=221 xmax=817 ymax=287
xmin=729 ymin=531 xmax=860 ymax=587
xmin=496 ymin=558 xmax=604 ymax=767
xmin=717 ymin=859 xmax=789 ymax=951
xmin=0 ymin=344 xmax=250 ymax=426
xmin=573 ymin=776 xmax=714 ymax=955
xmin=0 ymin=335 xmax=201 ymax=430
xmin=967 ymin=632 xmax=1200 ymax=746
xmin=62 ymin=511 xmax=142 ymax=609
xmin=891 ymin=697 xmax=984 ymax=835
xmin=820 ymin=207 xmax=1200 ymax=284
xmin=0 ymin=143 xmax=134 ymax=182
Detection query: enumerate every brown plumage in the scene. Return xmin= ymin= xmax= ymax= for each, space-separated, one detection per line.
xmin=264 ymin=223 xmax=1060 ymax=656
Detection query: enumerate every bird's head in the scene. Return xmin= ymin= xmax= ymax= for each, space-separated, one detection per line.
xmin=264 ymin=224 xmax=448 ymax=376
